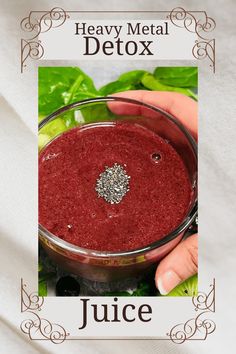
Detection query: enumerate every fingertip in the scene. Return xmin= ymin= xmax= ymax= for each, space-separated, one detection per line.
xmin=156 ymin=278 xmax=168 ymax=296
xmin=155 ymin=270 xmax=182 ymax=295
xmin=108 ymin=90 xmax=197 ymax=139
xmin=155 ymin=234 xmax=198 ymax=293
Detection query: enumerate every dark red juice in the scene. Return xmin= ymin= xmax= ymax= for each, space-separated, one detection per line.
xmin=39 ymin=121 xmax=192 ymax=252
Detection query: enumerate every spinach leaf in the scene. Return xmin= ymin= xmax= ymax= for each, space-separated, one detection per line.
xmin=38 ymin=134 xmax=50 ymax=151
xmin=38 ymin=251 xmax=56 ymax=297
xmin=80 ymin=102 xmax=115 ymax=123
xmin=141 ymin=73 xmax=197 ymax=100
xmin=99 ymin=70 xmax=148 ymax=96
xmin=39 ymin=67 xmax=102 ymax=140
xmin=38 ymin=117 xmax=68 ymax=150
xmin=38 ymin=271 xmax=56 ymax=297
xmin=132 ymin=282 xmax=152 ymax=296
xmin=98 ymin=68 xmax=197 ymax=101
xmin=99 ymin=81 xmax=136 ymax=96
xmin=154 ymin=67 xmax=198 ymax=87
xmin=38 ymin=281 xmax=47 ymax=297
xmin=38 ymin=67 xmax=99 ymax=117
xmin=118 ymin=70 xmax=147 ymax=85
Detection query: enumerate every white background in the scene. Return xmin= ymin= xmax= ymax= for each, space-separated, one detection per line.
xmin=0 ymin=0 xmax=236 ymax=353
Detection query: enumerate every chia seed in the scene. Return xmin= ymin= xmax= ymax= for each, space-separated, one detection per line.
xmin=95 ymin=163 xmax=130 ymax=204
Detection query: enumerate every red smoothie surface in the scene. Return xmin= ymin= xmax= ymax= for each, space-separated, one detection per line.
xmin=39 ymin=121 xmax=192 ymax=252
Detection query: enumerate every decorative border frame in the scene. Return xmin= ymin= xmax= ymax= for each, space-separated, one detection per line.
xmin=19 ymin=5 xmax=216 ymax=345
xmin=168 ymin=8 xmax=216 ymax=73
xmin=20 ymin=278 xmax=215 ymax=344
xmin=20 ymin=7 xmax=216 ymax=73
xmin=20 ymin=279 xmax=69 ymax=344
xmin=20 ymin=7 xmax=69 ymax=73
xmin=167 ymin=279 xmax=216 ymax=343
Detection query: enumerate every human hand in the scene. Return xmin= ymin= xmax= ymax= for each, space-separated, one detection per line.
xmin=109 ymin=90 xmax=198 ymax=294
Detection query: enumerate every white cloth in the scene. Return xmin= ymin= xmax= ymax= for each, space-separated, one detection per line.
xmin=0 ymin=0 xmax=236 ymax=353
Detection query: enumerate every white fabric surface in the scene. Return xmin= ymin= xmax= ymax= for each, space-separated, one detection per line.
xmin=1 ymin=0 xmax=236 ymax=353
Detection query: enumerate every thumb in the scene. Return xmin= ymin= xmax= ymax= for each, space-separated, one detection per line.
xmin=155 ymin=234 xmax=198 ymax=295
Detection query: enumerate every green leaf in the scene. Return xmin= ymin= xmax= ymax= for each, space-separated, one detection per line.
xmin=39 ymin=117 xmax=67 ymax=139
xmin=38 ymin=133 xmax=51 ymax=151
xmin=99 ymin=81 xmax=135 ymax=96
xmin=99 ymin=70 xmax=148 ymax=96
xmin=38 ymin=270 xmax=56 ymax=297
xmin=38 ymin=281 xmax=47 ymax=296
xmin=118 ymin=70 xmax=147 ymax=84
xmin=154 ymin=67 xmax=198 ymax=88
xmin=132 ymin=282 xmax=151 ymax=296
xmin=80 ymin=102 xmax=115 ymax=123
xmin=141 ymin=73 xmax=197 ymax=100
xmin=133 ymin=277 xmax=159 ymax=296
xmin=38 ymin=67 xmax=98 ymax=117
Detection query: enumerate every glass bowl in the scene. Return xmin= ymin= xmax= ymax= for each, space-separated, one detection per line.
xmin=39 ymin=97 xmax=197 ymax=282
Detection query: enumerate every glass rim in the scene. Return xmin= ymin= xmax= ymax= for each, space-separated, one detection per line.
xmin=38 ymin=96 xmax=198 ymax=258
